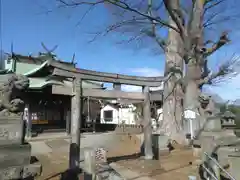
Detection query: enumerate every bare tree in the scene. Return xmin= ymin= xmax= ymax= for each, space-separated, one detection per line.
xmin=161 ymin=0 xmax=185 ymax=143
xmin=55 ymin=0 xmax=240 ymax=144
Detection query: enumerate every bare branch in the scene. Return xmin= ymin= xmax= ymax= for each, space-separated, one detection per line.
xmin=147 ymin=0 xmax=166 ymax=51
xmin=163 ymin=0 xmax=186 ymax=38
xmin=204 ymin=0 xmax=225 ymax=13
xmin=57 ymin=0 xmax=104 ymax=6
xmin=203 ymin=11 xmax=221 ymax=28
xmin=107 ymin=0 xmax=182 ymax=33
xmin=200 ymin=55 xmax=240 ymax=85
xmin=204 ymin=31 xmax=230 ymax=57
xmin=203 ymin=0 xmax=239 ymax=33
xmin=75 ymin=5 xmax=95 ymax=27
xmin=58 ymin=0 xmax=182 ymax=33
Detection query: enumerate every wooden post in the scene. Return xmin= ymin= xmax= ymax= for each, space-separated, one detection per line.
xmin=87 ymin=96 xmax=91 ymax=131
xmin=143 ymin=86 xmax=153 ymax=160
xmin=76 ymin=78 xmax=82 ymax=154
xmin=113 ymin=83 xmax=121 ymax=91
xmin=66 ymin=110 xmax=71 ymax=135
xmin=69 ymin=78 xmax=82 ymax=169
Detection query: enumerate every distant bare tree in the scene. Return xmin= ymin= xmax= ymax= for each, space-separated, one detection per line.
xmin=55 ymin=0 xmax=240 ymax=144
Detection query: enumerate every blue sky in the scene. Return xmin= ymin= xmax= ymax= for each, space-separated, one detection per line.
xmin=1 ymin=0 xmax=239 ymax=100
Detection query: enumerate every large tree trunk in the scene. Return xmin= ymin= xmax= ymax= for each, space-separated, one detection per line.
xmin=183 ymin=0 xmax=205 ymax=138
xmin=161 ymin=0 xmax=185 ymax=144
xmin=183 ymin=76 xmax=201 ymax=137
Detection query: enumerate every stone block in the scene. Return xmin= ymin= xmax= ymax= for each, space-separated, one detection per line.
xmin=193 ymin=147 xmax=202 ymax=158
xmin=0 ymin=116 xmax=23 ymax=146
xmin=152 ymin=135 xmax=170 ymax=159
xmin=204 ymin=117 xmax=222 ymax=131
xmin=217 ymin=146 xmax=237 ymax=167
xmin=188 ymin=176 xmax=197 ymax=180
xmin=0 ymin=143 xmax=31 ymax=170
xmin=84 ymin=148 xmax=96 ymax=174
xmin=199 ymin=136 xmax=215 ymax=161
xmin=215 ymin=136 xmax=240 ymax=146
xmin=159 ymin=148 xmax=170 ymax=156
xmin=115 ymin=125 xmax=143 ymax=134
xmin=152 ymin=134 xmax=169 ymax=149
xmin=0 ymin=166 xmax=22 ymax=180
xmin=97 ymin=163 xmax=124 ymax=180
xmin=22 ymin=164 xmax=42 ymax=179
xmin=228 ymin=152 xmax=240 ymax=180
xmin=0 ymin=164 xmax=42 ymax=180
xmin=201 ymin=130 xmax=236 ymax=138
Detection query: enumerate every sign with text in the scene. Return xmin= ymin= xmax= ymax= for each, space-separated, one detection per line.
xmin=184 ymin=109 xmax=196 ymax=119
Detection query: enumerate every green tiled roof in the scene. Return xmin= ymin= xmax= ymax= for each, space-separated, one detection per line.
xmin=16 ymin=62 xmax=41 ymax=75
xmin=28 ymin=77 xmax=104 ymax=89
xmin=28 ymin=78 xmax=64 ymax=89
xmin=5 ymin=58 xmax=103 ymax=89
xmin=23 ymin=61 xmax=49 ymax=76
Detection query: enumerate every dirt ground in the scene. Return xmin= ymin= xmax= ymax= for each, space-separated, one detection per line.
xmin=35 ymin=134 xmax=140 ymax=180
xmin=34 ymin=134 xmax=199 ymax=180
xmin=114 ymin=148 xmax=199 ymax=180
xmin=35 ymin=152 xmax=69 ymax=180
xmin=107 ymin=134 xmax=199 ymax=180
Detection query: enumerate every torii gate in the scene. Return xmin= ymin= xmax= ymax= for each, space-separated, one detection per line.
xmin=48 ymin=60 xmax=166 ymax=168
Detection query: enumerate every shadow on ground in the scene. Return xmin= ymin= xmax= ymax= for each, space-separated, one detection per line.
xmin=43 ymin=168 xmax=83 ymax=180
xmin=107 ymin=153 xmax=141 ymax=163
xmin=30 ymin=156 xmax=39 ymax=164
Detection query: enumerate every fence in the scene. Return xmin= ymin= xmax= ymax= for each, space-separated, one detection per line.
xmin=201 ymin=152 xmax=236 ymax=180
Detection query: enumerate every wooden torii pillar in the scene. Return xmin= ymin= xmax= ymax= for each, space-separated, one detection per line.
xmin=113 ymin=83 xmax=153 ymax=160
xmin=70 ymin=78 xmax=82 ymax=169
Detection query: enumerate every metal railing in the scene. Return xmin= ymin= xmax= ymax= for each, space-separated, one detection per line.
xmin=203 ymin=152 xmax=236 ymax=180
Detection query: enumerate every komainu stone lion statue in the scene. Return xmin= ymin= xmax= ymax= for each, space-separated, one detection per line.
xmin=0 ymin=73 xmax=29 ymax=116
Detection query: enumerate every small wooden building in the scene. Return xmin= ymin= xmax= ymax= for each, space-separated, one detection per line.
xmin=100 ymin=103 xmax=137 ymax=125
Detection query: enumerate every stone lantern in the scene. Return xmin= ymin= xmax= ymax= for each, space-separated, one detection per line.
xmin=221 ymin=110 xmax=236 ymax=128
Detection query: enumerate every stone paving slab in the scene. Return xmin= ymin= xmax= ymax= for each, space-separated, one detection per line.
xmin=110 ymin=163 xmax=154 ymax=180
xmin=30 ymin=141 xmax=52 ymax=155
xmin=27 ymin=133 xmax=71 ymax=142
xmin=30 ymin=132 xmax=124 ymax=156
xmin=45 ymin=139 xmax=69 ymax=149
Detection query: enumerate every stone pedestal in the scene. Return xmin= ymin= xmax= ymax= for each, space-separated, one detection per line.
xmin=194 ymin=114 xmax=236 ymax=160
xmin=0 ymin=116 xmax=24 ymax=146
xmin=195 ymin=113 xmax=240 ymax=178
xmin=195 ymin=131 xmax=240 ymax=179
xmin=0 ymin=115 xmax=42 ymax=179
xmin=199 ymin=136 xmax=215 ymax=161
xmin=0 ymin=143 xmax=31 ymax=169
